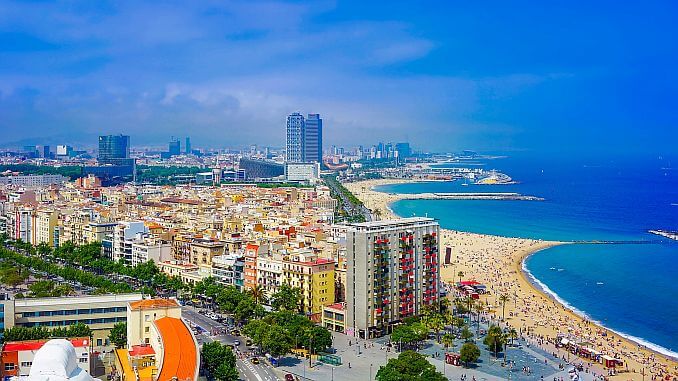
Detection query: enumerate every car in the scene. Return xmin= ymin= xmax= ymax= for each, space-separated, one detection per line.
xmin=250 ymin=357 xmax=260 ymax=364
xmin=231 ymin=330 xmax=240 ymax=336
xmin=246 ymin=339 xmax=253 ymax=346
xmin=233 ymin=340 xmax=240 ymax=346
xmin=285 ymin=374 xmax=295 ymax=381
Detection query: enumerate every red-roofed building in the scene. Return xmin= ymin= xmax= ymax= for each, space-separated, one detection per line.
xmin=1 ymin=337 xmax=91 ymax=378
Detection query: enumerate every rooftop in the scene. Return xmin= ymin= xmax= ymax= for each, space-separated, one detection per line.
xmin=3 ymin=338 xmax=90 ymax=352
xmin=154 ymin=317 xmax=198 ymax=381
xmin=347 ymin=217 xmax=437 ymax=231
xmin=128 ymin=298 xmax=180 ymax=311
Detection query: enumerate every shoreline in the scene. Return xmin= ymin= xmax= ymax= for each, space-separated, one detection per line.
xmin=345 ymin=178 xmax=678 ymax=380
xmin=520 ymin=250 xmax=678 ymax=362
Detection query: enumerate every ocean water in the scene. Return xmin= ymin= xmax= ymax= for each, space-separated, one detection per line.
xmin=376 ymin=155 xmax=678 ymax=357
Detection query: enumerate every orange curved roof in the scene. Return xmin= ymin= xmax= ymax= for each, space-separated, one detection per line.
xmin=155 ymin=317 xmax=198 ymax=381
xmin=129 ymin=299 xmax=179 ymax=310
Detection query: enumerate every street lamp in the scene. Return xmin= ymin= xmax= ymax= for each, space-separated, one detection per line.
xmin=369 ymin=363 xmax=373 ymax=380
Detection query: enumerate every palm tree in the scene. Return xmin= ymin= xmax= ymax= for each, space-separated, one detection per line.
xmin=457 ymin=271 xmax=464 ymax=283
xmin=248 ymin=284 xmax=265 ymax=305
xmin=498 ymin=294 xmax=510 ymax=321
xmin=473 ymin=303 xmax=484 ymax=334
xmin=507 ymin=327 xmax=518 ymax=346
xmin=373 ymin=208 xmax=382 ymax=221
xmin=466 ymin=295 xmax=475 ymax=324
xmin=441 ymin=333 xmax=454 ymax=349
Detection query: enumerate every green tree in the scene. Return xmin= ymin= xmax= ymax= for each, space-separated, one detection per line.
xmin=422 ymin=311 xmax=446 ymax=343
xmin=270 ymin=284 xmax=301 ymax=312
xmin=216 ymin=285 xmax=244 ymax=313
xmin=304 ymin=326 xmax=333 ymax=354
xmin=262 ymin=325 xmax=292 ymax=358
xmin=441 ymin=333 xmax=454 ymax=349
xmin=201 ymin=341 xmax=237 ymax=380
xmin=375 ymin=351 xmax=446 ymax=381
xmin=109 ymin=322 xmax=127 ymax=348
xmin=214 ymin=362 xmax=239 ymax=381
xmin=483 ymin=325 xmax=506 ymax=359
xmin=461 ymin=326 xmax=474 ymax=342
xmin=459 ymin=342 xmax=481 ymax=367
xmin=457 ymin=271 xmax=464 ymax=283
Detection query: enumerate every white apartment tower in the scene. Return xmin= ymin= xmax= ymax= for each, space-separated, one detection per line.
xmin=346 ymin=217 xmax=441 ymax=338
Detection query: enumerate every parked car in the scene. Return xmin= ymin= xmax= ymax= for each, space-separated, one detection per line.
xmin=285 ymin=374 xmax=295 ymax=381
xmin=234 ymin=340 xmax=240 ymax=346
xmin=246 ymin=339 xmax=253 ymax=346
xmin=250 ymin=357 xmax=260 ymax=364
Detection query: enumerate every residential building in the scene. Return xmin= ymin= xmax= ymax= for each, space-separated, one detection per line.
xmin=189 ymin=240 xmax=224 ymax=266
xmin=286 ymin=112 xmax=305 ymax=163
xmin=345 ymin=217 xmax=440 ymax=338
xmin=304 ymin=113 xmax=322 ymax=163
xmin=256 ymin=254 xmax=284 ymax=296
xmin=282 ymin=254 xmax=335 ymax=319
xmin=211 ymin=254 xmax=245 ymax=291
xmin=243 ymin=244 xmax=260 ymax=290
xmin=34 ymin=209 xmax=58 ymax=247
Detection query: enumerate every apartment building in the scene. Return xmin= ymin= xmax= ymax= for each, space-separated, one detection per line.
xmin=282 ymin=253 xmax=335 ymax=319
xmin=211 ymin=254 xmax=245 ymax=291
xmin=189 ymin=239 xmax=224 ymax=266
xmin=256 ymin=254 xmax=284 ymax=296
xmin=345 ymin=217 xmax=440 ymax=338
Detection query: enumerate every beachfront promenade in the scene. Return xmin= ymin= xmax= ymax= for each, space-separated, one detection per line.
xmin=344 ymin=178 xmax=678 ymax=381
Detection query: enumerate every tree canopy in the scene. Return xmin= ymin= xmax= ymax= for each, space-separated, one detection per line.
xmin=375 ymin=351 xmax=446 ymax=381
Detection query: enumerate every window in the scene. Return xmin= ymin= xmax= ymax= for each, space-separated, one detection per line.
xmin=145 ymin=326 xmax=150 ymax=333
xmin=20 ymin=362 xmax=32 ymax=367
xmin=97 ymin=339 xmax=103 ymax=346
xmin=144 ymin=338 xmax=150 ymax=344
xmin=144 ymin=315 xmax=150 ymax=322
xmin=4 ymin=363 xmax=14 ymax=371
xmin=79 ymin=358 xmax=88 ymax=363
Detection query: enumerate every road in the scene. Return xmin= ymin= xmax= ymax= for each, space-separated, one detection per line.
xmin=182 ymin=307 xmax=283 ymax=381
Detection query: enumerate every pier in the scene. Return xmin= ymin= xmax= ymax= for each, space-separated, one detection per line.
xmin=399 ymin=192 xmax=544 ymax=201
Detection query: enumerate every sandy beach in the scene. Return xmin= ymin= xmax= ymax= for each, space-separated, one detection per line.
xmin=345 ymin=179 xmax=678 ymax=381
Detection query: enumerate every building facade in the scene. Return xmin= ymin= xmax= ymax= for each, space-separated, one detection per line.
xmin=286 ymin=112 xmax=305 ymax=163
xmin=98 ymin=135 xmax=130 ymax=162
xmin=303 ymin=113 xmax=322 ymax=163
xmin=345 ymin=217 xmax=440 ymax=338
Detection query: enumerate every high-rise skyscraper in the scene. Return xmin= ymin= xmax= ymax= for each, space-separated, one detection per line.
xmin=346 ymin=217 xmax=440 ymax=338
xmin=286 ymin=112 xmax=305 ymax=163
xmin=185 ymin=137 xmax=191 ymax=154
xmin=304 ymin=113 xmax=322 ymax=163
xmin=168 ymin=138 xmax=181 ymax=157
xmin=98 ymin=135 xmax=130 ymax=162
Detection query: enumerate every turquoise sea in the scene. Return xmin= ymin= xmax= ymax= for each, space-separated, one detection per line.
xmin=375 ymin=155 xmax=678 ymax=358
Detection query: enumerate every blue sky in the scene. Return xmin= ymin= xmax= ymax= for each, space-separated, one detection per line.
xmin=0 ymin=1 xmax=677 ymax=154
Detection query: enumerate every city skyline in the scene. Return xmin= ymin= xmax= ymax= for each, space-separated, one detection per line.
xmin=1 ymin=1 xmax=677 ymax=155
